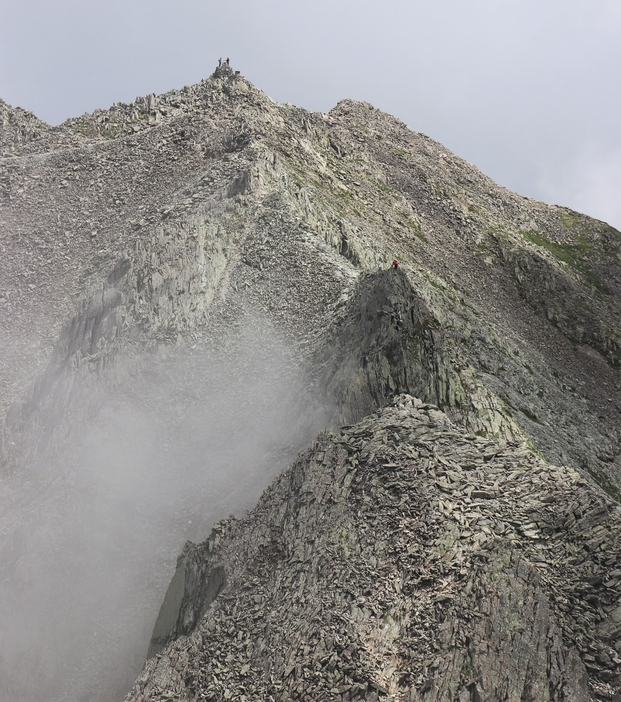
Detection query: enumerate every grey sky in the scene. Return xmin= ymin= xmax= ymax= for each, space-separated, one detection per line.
xmin=1 ymin=0 xmax=620 ymax=229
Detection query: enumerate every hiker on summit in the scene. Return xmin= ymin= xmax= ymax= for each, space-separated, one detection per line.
xmin=218 ymin=58 xmax=222 ymax=67
xmin=226 ymin=58 xmax=230 ymax=67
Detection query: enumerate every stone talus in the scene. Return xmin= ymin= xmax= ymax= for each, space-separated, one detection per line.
xmin=130 ymin=396 xmax=621 ymax=701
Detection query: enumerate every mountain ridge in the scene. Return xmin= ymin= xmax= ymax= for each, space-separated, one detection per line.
xmin=1 ymin=66 xmax=621 ymax=700
xmin=2 ymin=72 xmax=618 ymax=490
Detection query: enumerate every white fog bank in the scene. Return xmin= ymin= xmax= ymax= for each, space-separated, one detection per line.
xmin=0 ymin=325 xmax=328 ymax=702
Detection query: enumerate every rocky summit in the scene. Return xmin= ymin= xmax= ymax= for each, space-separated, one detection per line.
xmin=1 ymin=65 xmax=621 ymax=701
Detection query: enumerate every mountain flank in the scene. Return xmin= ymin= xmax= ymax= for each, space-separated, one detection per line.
xmin=2 ymin=68 xmax=620 ymax=493
xmin=1 ymin=65 xmax=621 ymax=700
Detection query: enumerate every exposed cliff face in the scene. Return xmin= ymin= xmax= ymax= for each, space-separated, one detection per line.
xmin=316 ymin=268 xmax=521 ymax=443
xmin=128 ymin=396 xmax=621 ymax=702
xmin=1 ymin=66 xmax=621 ymax=700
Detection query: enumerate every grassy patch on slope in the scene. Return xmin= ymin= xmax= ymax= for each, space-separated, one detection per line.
xmin=520 ymin=230 xmax=609 ymax=294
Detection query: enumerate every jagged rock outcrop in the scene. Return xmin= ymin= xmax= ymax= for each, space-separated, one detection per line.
xmin=0 ymin=99 xmax=50 ymax=154
xmin=316 ymin=268 xmax=521 ymax=442
xmin=128 ymin=395 xmax=621 ymax=701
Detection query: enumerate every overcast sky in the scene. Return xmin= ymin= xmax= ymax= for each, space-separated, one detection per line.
xmin=1 ymin=0 xmax=620 ymax=229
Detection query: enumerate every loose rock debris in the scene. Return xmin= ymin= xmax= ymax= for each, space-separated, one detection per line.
xmin=127 ymin=395 xmax=621 ymax=702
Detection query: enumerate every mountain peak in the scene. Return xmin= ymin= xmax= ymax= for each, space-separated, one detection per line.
xmin=1 ymin=73 xmax=621 ymax=700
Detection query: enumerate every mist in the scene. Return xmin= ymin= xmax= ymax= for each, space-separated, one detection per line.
xmin=0 ymin=323 xmax=328 ymax=701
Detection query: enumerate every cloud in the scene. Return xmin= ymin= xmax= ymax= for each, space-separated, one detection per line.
xmin=0 ymin=322 xmax=329 ymax=702
xmin=537 ymin=146 xmax=621 ymax=231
